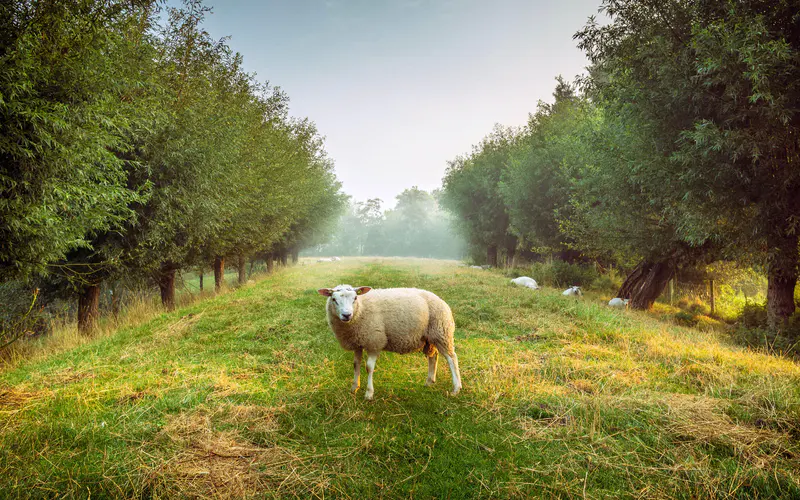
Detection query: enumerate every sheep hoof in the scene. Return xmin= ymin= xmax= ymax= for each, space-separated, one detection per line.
xmin=351 ymin=384 xmax=359 ymax=393
xmin=425 ymin=379 xmax=435 ymax=387
xmin=450 ymin=387 xmax=462 ymax=396
xmin=364 ymin=391 xmax=374 ymax=401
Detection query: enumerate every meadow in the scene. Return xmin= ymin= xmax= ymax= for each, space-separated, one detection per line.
xmin=1 ymin=258 xmax=799 ymax=498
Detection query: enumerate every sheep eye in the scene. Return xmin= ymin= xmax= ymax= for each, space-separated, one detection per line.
xmin=331 ymin=297 xmax=337 ymax=303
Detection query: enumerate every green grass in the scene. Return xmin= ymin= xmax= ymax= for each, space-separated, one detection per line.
xmin=2 ymin=258 xmax=799 ymax=498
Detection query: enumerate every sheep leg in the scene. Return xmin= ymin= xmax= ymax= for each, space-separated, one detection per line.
xmin=364 ymin=351 xmax=379 ymax=400
xmin=426 ymin=351 xmax=438 ymax=386
xmin=441 ymin=351 xmax=462 ymax=395
xmin=351 ymin=349 xmax=362 ymax=393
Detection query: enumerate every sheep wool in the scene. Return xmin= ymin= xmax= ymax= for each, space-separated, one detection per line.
xmin=318 ymin=284 xmax=462 ymax=400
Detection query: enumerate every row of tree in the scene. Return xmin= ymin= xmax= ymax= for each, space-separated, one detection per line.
xmin=441 ymin=0 xmax=799 ymax=329
xmin=307 ymin=187 xmax=465 ymax=259
xmin=0 ymin=0 xmax=345 ymax=333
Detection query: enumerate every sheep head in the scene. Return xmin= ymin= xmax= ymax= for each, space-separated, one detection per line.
xmin=317 ymin=284 xmax=372 ymax=322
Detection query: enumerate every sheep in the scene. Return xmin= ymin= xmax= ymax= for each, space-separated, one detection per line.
xmin=317 ymin=257 xmax=333 ymax=263
xmin=331 ymin=256 xmax=342 ymax=261
xmin=469 ymin=265 xmax=483 ymax=270
xmin=562 ymin=286 xmax=582 ymax=297
xmin=511 ymin=276 xmax=540 ymax=290
xmin=608 ymin=297 xmax=630 ymax=308
xmin=317 ymin=284 xmax=462 ymax=400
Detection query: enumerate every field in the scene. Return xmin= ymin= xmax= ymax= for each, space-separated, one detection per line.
xmin=1 ymin=258 xmax=799 ymax=498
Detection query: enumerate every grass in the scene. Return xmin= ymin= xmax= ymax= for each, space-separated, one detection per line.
xmin=1 ymin=257 xmax=799 ymax=498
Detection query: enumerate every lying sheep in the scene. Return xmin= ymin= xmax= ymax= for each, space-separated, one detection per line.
xmin=317 ymin=257 xmax=333 ymax=262
xmin=318 ymin=284 xmax=462 ymax=400
xmin=562 ymin=286 xmax=582 ymax=297
xmin=511 ymin=276 xmax=540 ymax=290
xmin=469 ymin=265 xmax=483 ymax=270
xmin=331 ymin=256 xmax=342 ymax=261
xmin=608 ymin=297 xmax=630 ymax=308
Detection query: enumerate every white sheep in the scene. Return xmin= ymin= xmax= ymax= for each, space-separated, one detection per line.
xmin=317 ymin=257 xmax=333 ymax=262
xmin=469 ymin=265 xmax=483 ymax=269
xmin=511 ymin=276 xmax=540 ymax=290
xmin=318 ymin=284 xmax=462 ymax=400
xmin=562 ymin=286 xmax=582 ymax=297
xmin=331 ymin=256 xmax=342 ymax=261
xmin=608 ymin=297 xmax=630 ymax=308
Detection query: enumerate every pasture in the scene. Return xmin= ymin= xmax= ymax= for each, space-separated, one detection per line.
xmin=1 ymin=258 xmax=798 ymax=498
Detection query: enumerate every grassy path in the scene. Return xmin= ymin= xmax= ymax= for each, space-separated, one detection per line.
xmin=1 ymin=258 xmax=799 ymax=498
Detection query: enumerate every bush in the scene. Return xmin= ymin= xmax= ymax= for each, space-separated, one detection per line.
xmin=740 ymin=303 xmax=768 ymax=328
xmin=673 ymin=311 xmax=698 ymax=327
xmin=591 ymin=267 xmax=623 ymax=293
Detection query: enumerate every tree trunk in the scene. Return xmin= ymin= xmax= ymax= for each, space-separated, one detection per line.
xmin=266 ymin=254 xmax=274 ymax=274
xmin=280 ymin=251 xmax=288 ymax=267
xmin=237 ymin=254 xmax=247 ymax=285
xmin=617 ymin=259 xmax=675 ymax=310
xmin=487 ymin=245 xmax=498 ymax=267
xmin=766 ymin=229 xmax=798 ymax=328
xmin=199 ymin=272 xmax=203 ymax=292
xmin=291 ymin=249 xmax=299 ymax=265
xmin=505 ymin=246 xmax=516 ymax=269
xmin=214 ymin=256 xmax=225 ymax=292
xmin=248 ymin=259 xmax=254 ymax=278
xmin=158 ymin=267 xmax=176 ymax=311
xmin=78 ymin=284 xmax=100 ymax=334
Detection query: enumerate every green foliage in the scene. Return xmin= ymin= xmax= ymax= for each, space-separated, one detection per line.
xmin=441 ymin=125 xmax=519 ymax=261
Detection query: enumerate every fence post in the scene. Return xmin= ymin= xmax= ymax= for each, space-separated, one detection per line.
xmin=709 ymin=279 xmax=715 ymax=317
xmin=669 ymin=279 xmax=674 ymax=306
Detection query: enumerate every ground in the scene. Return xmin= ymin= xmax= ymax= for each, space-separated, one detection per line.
xmin=1 ymin=258 xmax=799 ymax=498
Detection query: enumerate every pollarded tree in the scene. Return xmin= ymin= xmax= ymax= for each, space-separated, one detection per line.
xmin=576 ymin=0 xmax=800 ymax=326
xmin=441 ymin=126 xmax=520 ymax=266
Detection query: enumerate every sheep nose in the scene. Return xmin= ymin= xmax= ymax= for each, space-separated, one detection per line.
xmin=341 ymin=313 xmax=352 ymax=321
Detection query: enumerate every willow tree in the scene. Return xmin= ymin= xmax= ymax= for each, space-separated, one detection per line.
xmin=500 ymin=78 xmax=593 ymax=262
xmin=576 ymin=0 xmax=800 ymax=323
xmin=0 ymin=1 xmax=155 ymax=283
xmin=441 ymin=126 xmax=520 ymax=266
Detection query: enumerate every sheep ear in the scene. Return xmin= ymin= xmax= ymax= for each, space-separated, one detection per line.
xmin=355 ymin=286 xmax=372 ymax=295
xmin=318 ymin=288 xmax=333 ymax=297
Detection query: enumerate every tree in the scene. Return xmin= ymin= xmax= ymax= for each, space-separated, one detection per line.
xmin=441 ymin=126 xmax=520 ymax=266
xmin=0 ymin=1 xmax=155 ymax=282
xmin=575 ymin=0 xmax=800 ymax=322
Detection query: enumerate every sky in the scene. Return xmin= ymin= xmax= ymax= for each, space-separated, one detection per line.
xmin=197 ymin=0 xmax=602 ymax=208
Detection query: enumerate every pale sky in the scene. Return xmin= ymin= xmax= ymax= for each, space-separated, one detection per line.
xmin=198 ymin=0 xmax=601 ymax=207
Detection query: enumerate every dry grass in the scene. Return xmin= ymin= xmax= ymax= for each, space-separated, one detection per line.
xmin=147 ymin=405 xmax=345 ymax=499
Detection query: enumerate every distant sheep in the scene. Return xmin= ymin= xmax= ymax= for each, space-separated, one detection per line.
xmin=317 ymin=258 xmax=333 ymax=262
xmin=608 ymin=297 xmax=630 ymax=308
xmin=469 ymin=265 xmax=483 ymax=270
xmin=562 ymin=286 xmax=582 ymax=297
xmin=331 ymin=256 xmax=342 ymax=261
xmin=511 ymin=276 xmax=540 ymax=290
xmin=318 ymin=284 xmax=462 ymax=400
